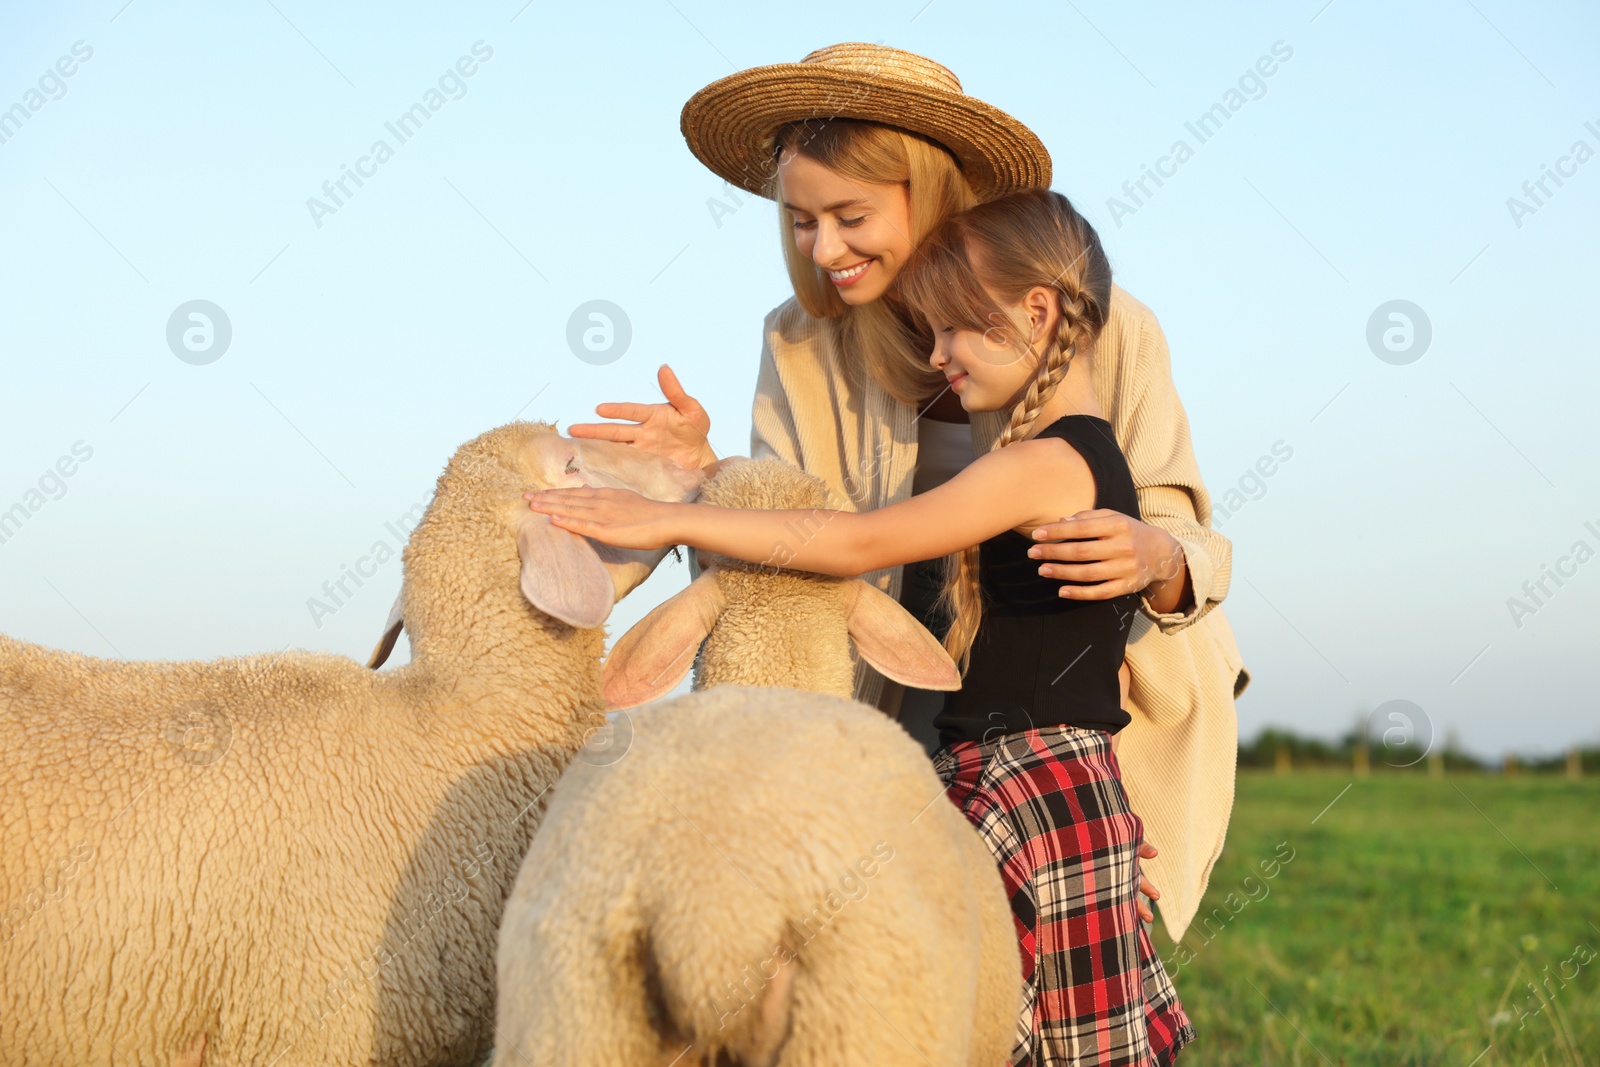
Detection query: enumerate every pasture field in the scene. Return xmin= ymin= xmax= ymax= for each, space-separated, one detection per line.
xmin=1152 ymin=771 xmax=1600 ymax=1066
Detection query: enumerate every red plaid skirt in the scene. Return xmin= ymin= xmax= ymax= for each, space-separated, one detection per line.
xmin=933 ymin=726 xmax=1195 ymax=1067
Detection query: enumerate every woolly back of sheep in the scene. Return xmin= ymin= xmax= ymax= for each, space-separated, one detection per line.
xmin=493 ymin=685 xmax=1021 ymax=1067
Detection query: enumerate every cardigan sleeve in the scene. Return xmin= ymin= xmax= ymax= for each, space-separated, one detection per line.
xmin=690 ymin=304 xmax=802 ymax=585
xmin=1115 ymin=298 xmax=1233 ymax=633
xmin=749 ymin=304 xmax=803 ymax=468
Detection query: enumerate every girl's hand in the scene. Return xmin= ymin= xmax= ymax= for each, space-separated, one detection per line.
xmin=565 ymin=364 xmax=717 ymax=471
xmin=525 ymin=488 xmax=680 ymax=551
xmin=1026 ymin=510 xmax=1192 ymax=613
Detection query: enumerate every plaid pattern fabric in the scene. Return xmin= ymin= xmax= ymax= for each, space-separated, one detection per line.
xmin=934 ymin=727 xmax=1195 ymax=1067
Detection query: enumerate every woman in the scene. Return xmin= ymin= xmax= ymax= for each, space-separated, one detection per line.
xmin=569 ymin=40 xmax=1247 ymax=1057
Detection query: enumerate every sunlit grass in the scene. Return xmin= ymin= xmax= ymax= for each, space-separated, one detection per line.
xmin=1155 ymin=771 xmax=1600 ymax=1066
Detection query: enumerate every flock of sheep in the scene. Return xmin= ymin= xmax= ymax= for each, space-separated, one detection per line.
xmin=0 ymin=420 xmax=1019 ymax=1066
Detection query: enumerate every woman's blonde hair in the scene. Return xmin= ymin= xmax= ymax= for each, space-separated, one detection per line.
xmin=895 ymin=189 xmax=1114 ymax=672
xmin=765 ymin=118 xmax=977 ymax=402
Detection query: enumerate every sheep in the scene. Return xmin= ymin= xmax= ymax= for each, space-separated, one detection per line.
xmin=0 ymin=420 xmax=703 ymax=1067
xmin=599 ymin=455 xmax=962 ymax=709
xmin=490 ymin=458 xmax=1021 ymax=1067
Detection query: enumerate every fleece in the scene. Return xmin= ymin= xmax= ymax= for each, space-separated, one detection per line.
xmin=492 ymin=685 xmax=1020 ymax=1067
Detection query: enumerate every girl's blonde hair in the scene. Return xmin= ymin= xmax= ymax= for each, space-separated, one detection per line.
xmin=895 ymin=189 xmax=1114 ymax=673
xmin=765 ymin=118 xmax=977 ymax=402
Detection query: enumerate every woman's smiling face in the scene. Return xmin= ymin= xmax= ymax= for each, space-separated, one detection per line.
xmin=777 ymin=151 xmax=914 ymax=306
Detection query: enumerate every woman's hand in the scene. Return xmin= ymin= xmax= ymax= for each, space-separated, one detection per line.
xmin=525 ymin=488 xmax=681 ymax=551
xmin=1137 ymin=841 xmax=1161 ymax=924
xmin=565 ymin=364 xmax=717 ymax=471
xmin=1026 ymin=510 xmax=1192 ymax=615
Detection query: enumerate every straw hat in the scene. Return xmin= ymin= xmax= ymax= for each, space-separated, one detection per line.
xmin=680 ymin=42 xmax=1051 ymax=202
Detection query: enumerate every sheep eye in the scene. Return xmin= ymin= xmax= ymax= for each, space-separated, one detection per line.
xmin=565 ymin=458 xmax=580 ymax=475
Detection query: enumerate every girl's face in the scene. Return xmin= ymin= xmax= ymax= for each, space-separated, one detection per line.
xmin=925 ymin=295 xmax=1049 ymax=412
xmin=777 ymin=152 xmax=914 ymax=306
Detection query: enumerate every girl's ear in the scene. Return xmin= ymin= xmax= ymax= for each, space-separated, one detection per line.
xmin=844 ymin=578 xmax=961 ymax=690
xmin=1025 ymin=285 xmax=1059 ymax=344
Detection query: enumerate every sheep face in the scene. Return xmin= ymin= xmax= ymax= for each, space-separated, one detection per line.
xmin=519 ymin=429 xmax=705 ymax=501
xmin=515 ymin=428 xmax=705 ymax=627
xmin=370 ymin=422 xmax=705 ymax=666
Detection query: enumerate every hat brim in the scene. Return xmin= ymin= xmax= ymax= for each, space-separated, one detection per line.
xmin=680 ymin=64 xmax=1051 ymax=202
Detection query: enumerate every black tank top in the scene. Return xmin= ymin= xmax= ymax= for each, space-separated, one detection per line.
xmin=933 ymin=414 xmax=1141 ymax=748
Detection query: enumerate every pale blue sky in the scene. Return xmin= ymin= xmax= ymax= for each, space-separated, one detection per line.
xmin=2 ymin=0 xmax=1595 ymax=760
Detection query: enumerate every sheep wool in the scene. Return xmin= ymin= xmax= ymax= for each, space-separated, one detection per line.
xmin=493 ymin=685 xmax=1019 ymax=1067
xmin=0 ymin=421 xmax=702 ymax=1067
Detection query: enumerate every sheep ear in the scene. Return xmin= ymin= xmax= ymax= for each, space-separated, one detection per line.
xmin=845 ymin=578 xmax=961 ymax=691
xmin=517 ymin=512 xmax=616 ymax=628
xmin=366 ymin=590 xmax=406 ymax=669
xmin=602 ymin=571 xmax=726 ymax=708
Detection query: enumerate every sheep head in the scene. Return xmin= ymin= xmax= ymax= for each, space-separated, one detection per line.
xmin=367 ymin=421 xmax=704 ymax=668
xmin=601 ymin=457 xmax=959 ymax=707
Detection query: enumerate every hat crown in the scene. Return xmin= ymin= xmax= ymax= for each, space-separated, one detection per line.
xmin=797 ymin=42 xmax=963 ymax=95
xmin=680 ymin=43 xmax=1050 ymax=201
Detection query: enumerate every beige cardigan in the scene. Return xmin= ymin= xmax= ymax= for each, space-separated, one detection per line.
xmin=701 ymin=286 xmax=1248 ymax=942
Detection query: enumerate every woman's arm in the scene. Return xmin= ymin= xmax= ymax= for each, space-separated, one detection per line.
xmin=529 ymin=440 xmax=1085 ymax=578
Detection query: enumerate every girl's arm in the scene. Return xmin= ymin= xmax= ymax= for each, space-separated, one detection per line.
xmin=528 ymin=439 xmax=1091 ymax=578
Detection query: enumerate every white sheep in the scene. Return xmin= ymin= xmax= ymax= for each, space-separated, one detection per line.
xmin=0 ymin=420 xmax=702 ymax=1067
xmin=491 ymin=458 xmax=1021 ymax=1067
xmin=599 ymin=455 xmax=962 ymax=708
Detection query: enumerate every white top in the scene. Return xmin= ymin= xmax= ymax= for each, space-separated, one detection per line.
xmin=911 ymin=415 xmax=976 ymax=495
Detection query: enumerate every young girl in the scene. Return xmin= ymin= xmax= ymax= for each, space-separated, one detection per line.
xmin=525 ymin=189 xmax=1193 ymax=1067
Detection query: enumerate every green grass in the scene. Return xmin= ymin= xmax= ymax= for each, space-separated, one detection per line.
xmin=1152 ymin=772 xmax=1600 ymax=1066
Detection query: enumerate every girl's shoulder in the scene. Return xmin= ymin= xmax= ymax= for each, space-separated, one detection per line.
xmin=977 ymin=425 xmax=1099 ymax=533
xmin=1004 ymin=423 xmax=1096 ymax=475
xmin=1024 ymin=415 xmax=1133 ymax=486
xmin=1031 ymin=413 xmax=1120 ymax=449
